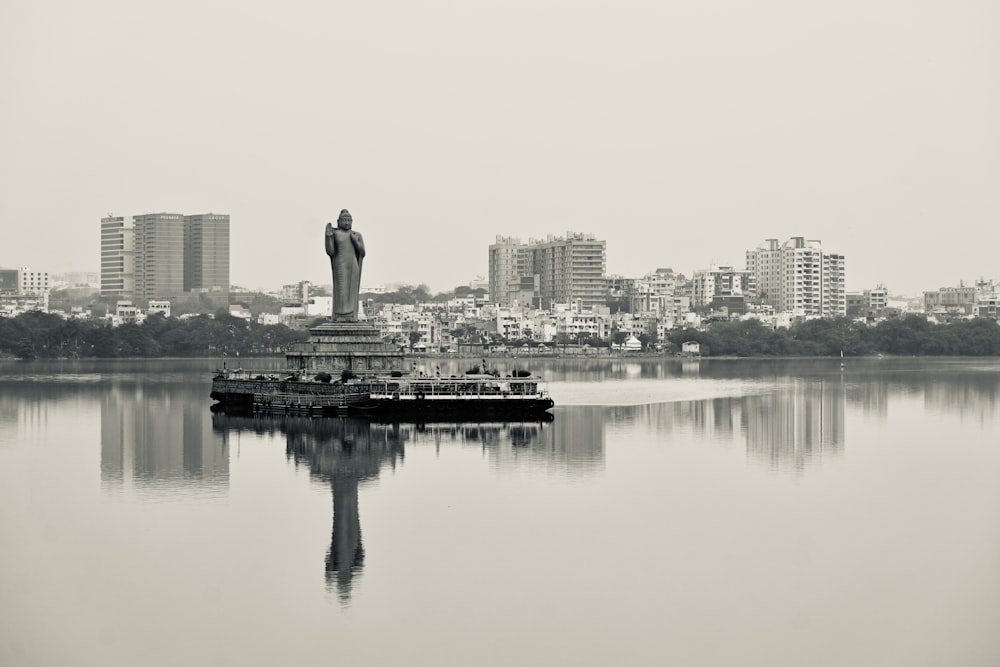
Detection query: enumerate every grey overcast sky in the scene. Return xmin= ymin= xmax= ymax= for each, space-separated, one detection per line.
xmin=1 ymin=0 xmax=997 ymax=296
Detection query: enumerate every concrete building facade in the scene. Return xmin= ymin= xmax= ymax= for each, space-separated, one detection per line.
xmin=488 ymin=236 xmax=532 ymax=305
xmin=134 ymin=213 xmax=185 ymax=302
xmin=16 ymin=268 xmax=50 ymax=295
xmin=746 ymin=237 xmax=846 ymax=317
xmin=100 ymin=216 xmax=135 ymax=299
xmin=488 ymin=233 xmax=607 ymax=310
xmin=183 ymin=214 xmax=230 ymax=293
xmin=691 ymin=265 xmax=755 ymax=309
xmin=104 ymin=212 xmax=229 ymax=305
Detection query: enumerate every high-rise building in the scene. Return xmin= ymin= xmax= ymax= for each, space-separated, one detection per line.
xmin=134 ymin=213 xmax=185 ymax=302
xmin=184 ymin=214 xmax=230 ymax=293
xmin=531 ymin=233 xmax=607 ymax=310
xmin=488 ymin=236 xmax=526 ymax=305
xmin=487 ymin=233 xmax=607 ymax=310
xmin=745 ymin=237 xmax=845 ymax=317
xmin=100 ymin=216 xmax=135 ymax=299
xmin=104 ymin=212 xmax=230 ymax=305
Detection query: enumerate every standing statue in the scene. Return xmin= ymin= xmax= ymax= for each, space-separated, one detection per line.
xmin=325 ymin=209 xmax=366 ymax=322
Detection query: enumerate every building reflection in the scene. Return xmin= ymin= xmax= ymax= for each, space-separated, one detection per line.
xmin=101 ymin=383 xmax=228 ymax=492
xmin=741 ymin=379 xmax=845 ymax=470
xmin=921 ymin=370 xmax=1000 ymax=422
xmin=605 ymin=378 xmax=846 ymax=471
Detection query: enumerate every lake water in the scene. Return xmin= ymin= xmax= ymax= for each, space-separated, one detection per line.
xmin=1 ymin=357 xmax=999 ymax=666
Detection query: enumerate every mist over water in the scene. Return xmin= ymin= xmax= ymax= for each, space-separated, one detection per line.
xmin=1 ymin=358 xmax=999 ymax=666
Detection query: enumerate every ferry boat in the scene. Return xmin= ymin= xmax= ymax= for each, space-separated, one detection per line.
xmin=363 ymin=373 xmax=554 ymax=418
xmin=211 ymin=369 xmax=554 ymax=418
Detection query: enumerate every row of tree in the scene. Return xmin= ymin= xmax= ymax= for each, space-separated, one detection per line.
xmin=0 ymin=311 xmax=307 ymax=359
xmin=3 ymin=312 xmax=1000 ymax=360
xmin=665 ymin=316 xmax=1000 ymax=357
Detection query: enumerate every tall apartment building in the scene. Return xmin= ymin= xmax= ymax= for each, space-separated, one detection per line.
xmin=103 ymin=212 xmax=229 ymax=304
xmin=100 ymin=216 xmax=135 ymax=299
xmin=487 ymin=233 xmax=607 ymax=310
xmin=184 ymin=214 xmax=230 ymax=293
xmin=488 ymin=236 xmax=529 ymax=305
xmin=745 ymin=237 xmax=846 ymax=317
xmin=532 ymin=233 xmax=606 ymax=310
xmin=821 ymin=251 xmax=847 ymax=317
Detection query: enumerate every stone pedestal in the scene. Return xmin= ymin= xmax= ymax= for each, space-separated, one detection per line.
xmin=286 ymin=322 xmax=405 ymax=374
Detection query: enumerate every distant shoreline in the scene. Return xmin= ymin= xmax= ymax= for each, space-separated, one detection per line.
xmin=3 ymin=352 xmax=993 ymax=364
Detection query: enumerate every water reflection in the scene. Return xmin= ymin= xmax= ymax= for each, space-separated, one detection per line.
xmin=284 ymin=418 xmax=404 ymax=601
xmin=100 ymin=383 xmax=227 ymax=493
xmin=742 ymin=379 xmax=845 ymax=469
xmin=595 ymin=378 xmax=846 ymax=471
xmin=210 ymin=413 xmax=569 ymax=601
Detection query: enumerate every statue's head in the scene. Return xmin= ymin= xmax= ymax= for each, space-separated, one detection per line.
xmin=337 ymin=209 xmax=353 ymax=230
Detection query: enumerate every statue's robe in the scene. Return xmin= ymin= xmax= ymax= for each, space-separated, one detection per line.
xmin=327 ymin=229 xmax=365 ymax=321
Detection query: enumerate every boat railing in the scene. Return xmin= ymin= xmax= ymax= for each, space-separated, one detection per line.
xmin=252 ymin=392 xmax=364 ymax=408
xmin=368 ymin=376 xmax=549 ymax=399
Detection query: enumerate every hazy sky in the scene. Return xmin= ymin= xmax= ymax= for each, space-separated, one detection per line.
xmin=2 ymin=0 xmax=997 ymax=296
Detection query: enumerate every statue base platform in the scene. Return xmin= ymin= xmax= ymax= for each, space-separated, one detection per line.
xmin=285 ymin=321 xmax=406 ymax=374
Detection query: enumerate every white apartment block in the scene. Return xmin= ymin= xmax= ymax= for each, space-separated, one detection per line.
xmin=496 ymin=309 xmax=531 ymax=339
xmin=863 ymin=284 xmax=888 ymax=313
xmin=690 ymin=265 xmax=755 ymax=308
xmin=611 ymin=313 xmax=654 ymax=338
xmin=17 ymin=267 xmax=50 ymax=295
xmin=281 ymin=281 xmax=312 ymax=306
xmin=554 ymin=309 xmax=607 ymax=340
xmin=488 ymin=233 xmax=607 ymax=310
xmin=746 ymin=237 xmax=846 ymax=317
xmin=821 ymin=252 xmax=846 ymax=318
xmin=147 ymin=300 xmax=171 ymax=317
xmin=372 ymin=317 xmax=404 ymax=341
xmin=631 ymin=269 xmax=677 ymax=315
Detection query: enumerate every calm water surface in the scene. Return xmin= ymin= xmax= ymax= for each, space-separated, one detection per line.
xmin=1 ymin=358 xmax=999 ymax=666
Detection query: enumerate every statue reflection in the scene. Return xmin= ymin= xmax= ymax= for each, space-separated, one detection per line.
xmin=211 ymin=413 xmax=558 ymax=602
xmin=283 ymin=417 xmax=403 ymax=600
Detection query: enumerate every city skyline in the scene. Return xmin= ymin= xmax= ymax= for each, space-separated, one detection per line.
xmin=2 ymin=2 xmax=998 ymax=297
xmin=5 ymin=221 xmax=999 ymax=300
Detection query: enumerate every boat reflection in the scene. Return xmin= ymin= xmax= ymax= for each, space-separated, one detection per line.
xmin=211 ymin=413 xmax=564 ymax=602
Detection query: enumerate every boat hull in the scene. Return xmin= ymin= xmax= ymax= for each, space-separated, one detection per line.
xmin=211 ymin=375 xmax=554 ymax=419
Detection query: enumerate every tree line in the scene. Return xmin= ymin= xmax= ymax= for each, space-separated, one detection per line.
xmin=0 ymin=311 xmax=307 ymax=359
xmin=665 ymin=315 xmax=1000 ymax=357
xmin=3 ymin=311 xmax=999 ymax=360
